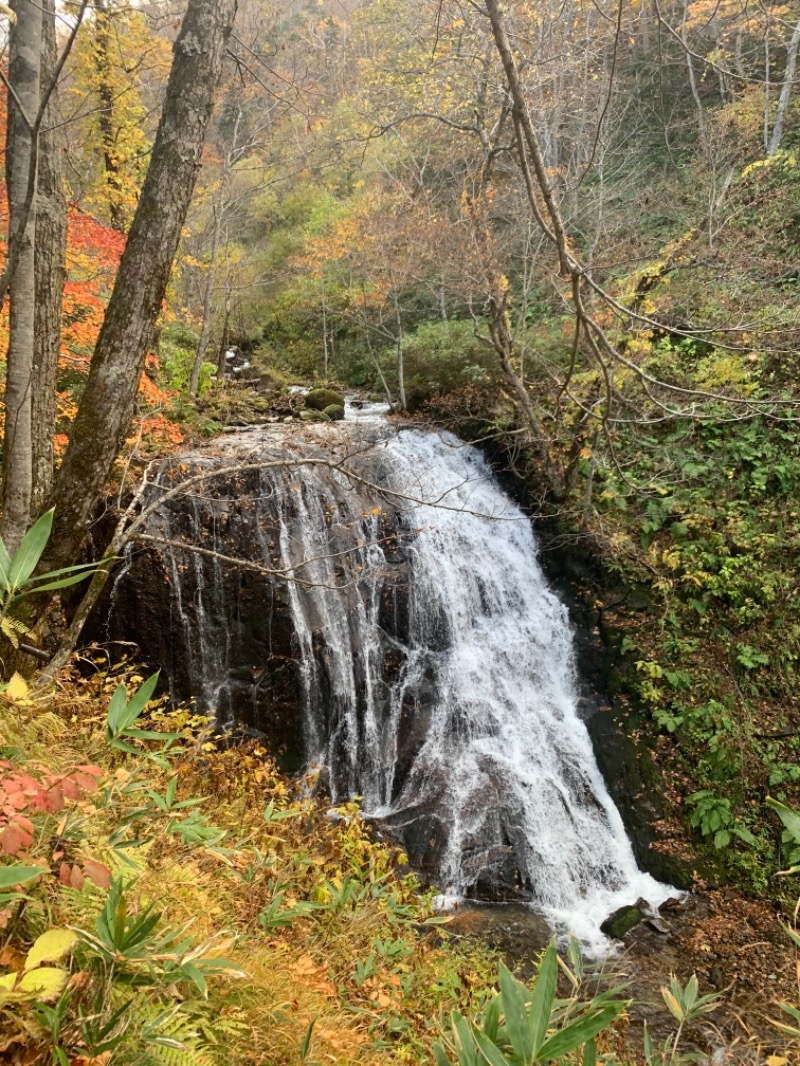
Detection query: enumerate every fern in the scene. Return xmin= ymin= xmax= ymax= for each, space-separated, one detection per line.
xmin=127 ymin=1002 xmax=218 ymax=1066
xmin=1 ymin=612 xmax=30 ymax=649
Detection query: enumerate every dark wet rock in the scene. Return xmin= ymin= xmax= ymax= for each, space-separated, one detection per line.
xmin=305 ymin=387 xmax=345 ymax=411
xmin=601 ymin=903 xmax=644 ymax=939
xmin=404 ymin=386 xmax=434 ymax=414
xmin=444 ymin=903 xmax=553 ymax=971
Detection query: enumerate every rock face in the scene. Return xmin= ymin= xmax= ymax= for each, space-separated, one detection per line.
xmin=100 ymin=419 xmax=672 ymax=931
xmin=104 ymin=424 xmax=409 ymax=779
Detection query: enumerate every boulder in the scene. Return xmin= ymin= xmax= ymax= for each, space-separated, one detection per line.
xmin=323 ymin=404 xmax=345 ymax=421
xmin=600 ymin=903 xmax=644 ymax=939
xmin=301 ymin=409 xmax=330 ymax=423
xmin=305 ymin=387 xmax=345 ymax=411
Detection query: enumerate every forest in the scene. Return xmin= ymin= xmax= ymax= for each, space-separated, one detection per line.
xmin=1 ymin=0 xmax=800 ymax=1061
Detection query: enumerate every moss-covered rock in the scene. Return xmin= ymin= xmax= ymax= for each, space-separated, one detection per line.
xmin=600 ymin=904 xmax=644 ymax=939
xmin=305 ymin=388 xmax=344 ymax=411
xmin=301 ymin=409 xmax=330 ymax=423
xmin=323 ymin=404 xmax=345 ymax=421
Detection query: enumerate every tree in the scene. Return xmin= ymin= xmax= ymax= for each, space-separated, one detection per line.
xmin=2 ymin=0 xmax=43 ymax=551
xmin=65 ymin=0 xmax=170 ymax=230
xmin=43 ymin=0 xmax=238 ymax=573
xmin=31 ymin=0 xmax=68 ymax=514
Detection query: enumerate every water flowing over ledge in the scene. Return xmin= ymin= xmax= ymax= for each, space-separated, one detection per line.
xmin=107 ymin=409 xmax=673 ymax=953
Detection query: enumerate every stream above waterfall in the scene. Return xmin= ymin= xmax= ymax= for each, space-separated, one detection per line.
xmin=105 ymin=403 xmax=674 ymax=953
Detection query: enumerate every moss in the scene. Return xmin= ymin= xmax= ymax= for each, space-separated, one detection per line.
xmin=305 ymin=387 xmax=344 ymax=411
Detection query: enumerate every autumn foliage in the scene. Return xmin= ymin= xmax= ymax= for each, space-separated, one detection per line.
xmin=0 ymin=759 xmax=103 ymax=858
xmin=0 ymin=185 xmax=182 ymax=451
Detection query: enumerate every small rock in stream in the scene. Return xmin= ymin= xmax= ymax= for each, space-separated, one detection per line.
xmin=600 ymin=903 xmax=644 ymax=939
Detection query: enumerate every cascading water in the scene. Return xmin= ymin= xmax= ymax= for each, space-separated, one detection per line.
xmin=108 ymin=405 xmax=672 ymax=950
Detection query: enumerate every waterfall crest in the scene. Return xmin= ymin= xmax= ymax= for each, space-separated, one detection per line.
xmin=108 ymin=414 xmax=671 ymax=949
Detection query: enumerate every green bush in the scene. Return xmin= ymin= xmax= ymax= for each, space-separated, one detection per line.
xmin=380 ymin=320 xmax=498 ymax=396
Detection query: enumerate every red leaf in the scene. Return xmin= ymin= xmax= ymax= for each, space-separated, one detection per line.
xmin=62 ymin=778 xmax=80 ymax=802
xmin=29 ymin=790 xmax=50 ymax=811
xmin=72 ymin=772 xmax=100 ymax=793
xmin=69 ymin=864 xmax=85 ymax=890
xmin=12 ymin=815 xmax=34 ymax=835
xmin=1 ymin=822 xmax=31 ymax=855
xmin=47 ymin=784 xmax=65 ymax=812
xmin=59 ymin=862 xmax=72 ymax=885
xmin=81 ymin=858 xmax=111 ymax=889
xmin=77 ymin=765 xmax=103 ymax=779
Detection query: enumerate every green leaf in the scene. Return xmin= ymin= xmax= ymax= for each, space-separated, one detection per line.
xmin=482 ymin=993 xmax=502 ymax=1044
xmin=0 ymin=536 xmax=12 ymax=591
xmin=22 ymin=571 xmax=98 ymax=596
xmin=0 ymin=865 xmax=47 ymax=890
xmin=583 ymin=1037 xmax=597 ymax=1066
xmin=499 ymin=961 xmax=533 ymax=1062
xmin=180 ymin=961 xmax=207 ymax=997
xmin=300 ymin=1015 xmax=316 ymax=1060
xmin=107 ymin=683 xmax=133 ymax=738
xmin=528 ymin=937 xmax=558 ymax=1055
xmin=8 ymin=509 xmax=54 ymax=588
xmin=767 ymin=797 xmax=800 ymax=848
xmin=433 ymin=1041 xmax=452 ymax=1066
xmin=126 ymin=671 xmax=161 ymax=722
xmin=537 ymin=1003 xmax=625 ymax=1062
xmin=451 ymin=1011 xmax=479 ymax=1066
xmin=473 ymin=1027 xmax=510 ymax=1066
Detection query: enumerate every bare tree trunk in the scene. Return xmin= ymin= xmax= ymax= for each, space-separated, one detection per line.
xmin=216 ymin=298 xmax=231 ymax=378
xmin=188 ymin=107 xmax=242 ymax=396
xmin=44 ymin=0 xmax=237 ymax=571
xmin=681 ymin=0 xmax=706 ymax=142
xmin=321 ymin=274 xmax=330 ymax=379
xmin=391 ymin=284 xmax=406 ymax=410
xmin=189 ymin=201 xmax=224 ymax=395
xmin=769 ymin=17 xmax=800 ymax=155
xmin=764 ymin=29 xmax=771 ymax=154
xmin=2 ymin=0 xmax=42 ymax=551
xmin=31 ymin=0 xmax=67 ymax=513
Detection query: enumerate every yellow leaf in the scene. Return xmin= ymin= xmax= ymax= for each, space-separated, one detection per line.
xmin=25 ymin=928 xmax=78 ymax=971
xmin=5 ymin=673 xmax=29 ymax=701
xmin=0 ymin=971 xmax=17 ymax=992
xmin=17 ymin=966 xmax=68 ymax=1000
xmin=766 ymin=1057 xmax=788 ymax=1066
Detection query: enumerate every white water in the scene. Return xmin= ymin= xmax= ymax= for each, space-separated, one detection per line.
xmin=120 ymin=416 xmax=672 ymax=952
xmin=347 ymin=429 xmax=671 ymax=952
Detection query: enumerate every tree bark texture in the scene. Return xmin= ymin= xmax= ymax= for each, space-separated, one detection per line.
xmin=2 ymin=0 xmax=42 ymax=551
xmin=31 ymin=0 xmax=67 ymax=513
xmin=45 ymin=0 xmax=237 ymax=570
xmin=768 ymin=17 xmax=800 ymax=155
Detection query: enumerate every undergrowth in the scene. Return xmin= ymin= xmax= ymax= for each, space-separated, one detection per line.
xmin=0 ymin=658 xmax=498 ymax=1065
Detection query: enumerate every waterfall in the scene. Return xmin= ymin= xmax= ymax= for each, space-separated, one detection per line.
xmin=109 ymin=408 xmax=671 ymax=950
